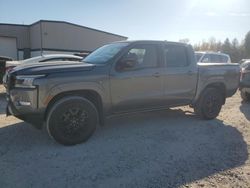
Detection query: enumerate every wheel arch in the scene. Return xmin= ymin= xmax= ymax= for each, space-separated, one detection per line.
xmin=194 ymin=82 xmax=227 ymax=105
xmin=44 ymin=90 xmax=104 ymax=125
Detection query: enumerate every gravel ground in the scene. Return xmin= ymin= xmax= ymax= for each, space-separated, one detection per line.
xmin=0 ymin=85 xmax=249 ymax=188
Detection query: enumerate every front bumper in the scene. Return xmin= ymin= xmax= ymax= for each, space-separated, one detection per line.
xmin=6 ymin=88 xmax=44 ymax=129
xmin=6 ymin=88 xmax=38 ymax=113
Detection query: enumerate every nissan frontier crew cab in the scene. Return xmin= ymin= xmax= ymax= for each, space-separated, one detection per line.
xmin=5 ymin=41 xmax=240 ymax=145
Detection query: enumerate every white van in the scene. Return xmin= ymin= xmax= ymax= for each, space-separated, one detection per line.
xmin=195 ymin=52 xmax=231 ymax=63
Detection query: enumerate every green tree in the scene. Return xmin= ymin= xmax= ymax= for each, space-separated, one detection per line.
xmin=183 ymin=31 xmax=250 ymax=61
xmin=221 ymin=38 xmax=232 ymax=56
xmin=239 ymin=40 xmax=246 ymax=59
xmin=244 ymin=31 xmax=250 ymax=58
xmin=208 ymin=37 xmax=217 ymax=51
xmin=215 ymin=41 xmax=222 ymax=52
xmin=231 ymin=38 xmax=241 ymax=62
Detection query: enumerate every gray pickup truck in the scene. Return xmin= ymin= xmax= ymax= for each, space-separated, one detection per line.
xmin=5 ymin=41 xmax=240 ymax=145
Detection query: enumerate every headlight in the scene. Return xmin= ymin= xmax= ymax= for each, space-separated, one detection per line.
xmin=14 ymin=75 xmax=45 ymax=88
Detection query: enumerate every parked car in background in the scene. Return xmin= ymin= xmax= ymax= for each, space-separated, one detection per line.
xmin=3 ymin=54 xmax=82 ymax=86
xmin=5 ymin=40 xmax=240 ymax=145
xmin=195 ymin=52 xmax=231 ymax=63
xmin=5 ymin=54 xmax=82 ymax=72
xmin=0 ymin=56 xmax=13 ymax=84
xmin=239 ymin=59 xmax=250 ymax=65
xmin=240 ymin=60 xmax=250 ymax=101
xmin=74 ymin=52 xmax=90 ymax=58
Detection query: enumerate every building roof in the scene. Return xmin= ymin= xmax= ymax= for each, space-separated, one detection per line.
xmin=0 ymin=20 xmax=127 ymax=39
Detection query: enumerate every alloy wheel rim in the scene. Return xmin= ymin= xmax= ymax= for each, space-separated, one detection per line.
xmin=205 ymin=94 xmax=219 ymax=115
xmin=61 ymin=107 xmax=89 ymax=136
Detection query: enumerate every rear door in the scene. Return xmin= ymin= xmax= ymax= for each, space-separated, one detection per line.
xmin=162 ymin=44 xmax=198 ymax=105
xmin=110 ymin=43 xmax=164 ymax=113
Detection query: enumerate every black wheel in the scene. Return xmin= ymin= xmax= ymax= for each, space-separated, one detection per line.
xmin=194 ymin=88 xmax=224 ymax=120
xmin=46 ymin=96 xmax=98 ymax=145
xmin=241 ymin=90 xmax=250 ymax=102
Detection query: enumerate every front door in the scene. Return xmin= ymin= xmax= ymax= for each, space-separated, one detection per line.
xmin=110 ymin=44 xmax=164 ymax=113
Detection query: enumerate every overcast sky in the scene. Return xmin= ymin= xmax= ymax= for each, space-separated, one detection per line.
xmin=0 ymin=0 xmax=249 ymax=44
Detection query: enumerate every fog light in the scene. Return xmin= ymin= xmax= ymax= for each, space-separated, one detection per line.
xmin=19 ymin=101 xmax=31 ymax=106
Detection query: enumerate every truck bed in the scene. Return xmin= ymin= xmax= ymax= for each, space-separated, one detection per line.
xmin=197 ymin=63 xmax=240 ymax=98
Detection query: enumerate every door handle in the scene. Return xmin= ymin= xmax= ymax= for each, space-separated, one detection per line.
xmin=152 ymin=72 xmax=160 ymax=78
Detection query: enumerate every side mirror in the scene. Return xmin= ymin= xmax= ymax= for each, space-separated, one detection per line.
xmin=117 ymin=57 xmax=137 ymax=71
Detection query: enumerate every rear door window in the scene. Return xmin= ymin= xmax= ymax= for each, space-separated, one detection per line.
xmin=164 ymin=45 xmax=189 ymax=67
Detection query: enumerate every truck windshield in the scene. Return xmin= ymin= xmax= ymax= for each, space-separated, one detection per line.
xmin=83 ymin=43 xmax=129 ymax=64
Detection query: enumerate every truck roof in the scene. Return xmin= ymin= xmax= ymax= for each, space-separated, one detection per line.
xmin=113 ymin=40 xmax=189 ymax=46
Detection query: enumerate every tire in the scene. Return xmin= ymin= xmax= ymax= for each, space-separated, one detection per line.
xmin=46 ymin=96 xmax=98 ymax=145
xmin=241 ymin=90 xmax=250 ymax=102
xmin=194 ymin=88 xmax=224 ymax=120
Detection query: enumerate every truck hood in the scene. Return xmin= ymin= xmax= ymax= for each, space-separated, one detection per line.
xmin=10 ymin=61 xmax=95 ymax=75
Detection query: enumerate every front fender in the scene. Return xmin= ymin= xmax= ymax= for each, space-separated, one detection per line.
xmin=40 ymin=81 xmax=110 ymax=111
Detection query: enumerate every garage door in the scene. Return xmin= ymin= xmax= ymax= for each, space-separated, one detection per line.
xmin=0 ymin=37 xmax=17 ymax=59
